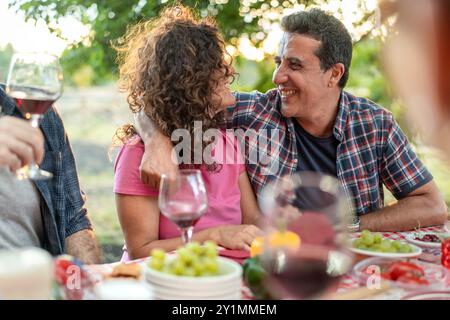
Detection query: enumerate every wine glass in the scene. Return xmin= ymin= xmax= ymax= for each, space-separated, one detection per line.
xmin=258 ymin=171 xmax=355 ymax=299
xmin=159 ymin=169 xmax=208 ymax=244
xmin=5 ymin=52 xmax=63 ymax=180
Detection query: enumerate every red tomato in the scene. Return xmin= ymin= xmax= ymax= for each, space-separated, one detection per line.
xmin=387 ymin=261 xmax=425 ymax=280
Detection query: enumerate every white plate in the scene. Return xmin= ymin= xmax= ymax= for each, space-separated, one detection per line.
xmin=405 ymin=233 xmax=442 ymax=249
xmin=348 ymin=242 xmax=422 ymax=258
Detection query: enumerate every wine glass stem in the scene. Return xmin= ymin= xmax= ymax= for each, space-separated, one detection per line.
xmin=29 ymin=114 xmax=43 ymax=128
xmin=180 ymin=226 xmax=194 ymax=244
xmin=25 ymin=114 xmax=44 ymax=177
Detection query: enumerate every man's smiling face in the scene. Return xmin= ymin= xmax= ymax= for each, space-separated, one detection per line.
xmin=272 ymin=32 xmax=334 ymax=120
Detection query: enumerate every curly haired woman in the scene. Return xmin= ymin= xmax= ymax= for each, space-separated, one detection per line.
xmin=113 ymin=6 xmax=261 ymax=260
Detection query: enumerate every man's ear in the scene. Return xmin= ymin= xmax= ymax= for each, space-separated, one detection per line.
xmin=328 ymin=63 xmax=345 ymax=87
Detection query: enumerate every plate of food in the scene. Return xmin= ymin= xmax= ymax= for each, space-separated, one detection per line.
xmin=349 ymin=230 xmax=422 ymax=258
xmin=354 ymin=257 xmax=449 ymax=291
xmin=405 ymin=232 xmax=442 ymax=249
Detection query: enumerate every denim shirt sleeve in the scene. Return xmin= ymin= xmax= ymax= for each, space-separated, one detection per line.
xmin=46 ymin=108 xmax=93 ymax=238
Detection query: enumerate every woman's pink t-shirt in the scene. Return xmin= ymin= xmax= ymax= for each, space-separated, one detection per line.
xmin=114 ymin=131 xmax=245 ymax=259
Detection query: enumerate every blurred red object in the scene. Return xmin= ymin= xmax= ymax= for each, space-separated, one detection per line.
xmin=54 ymin=255 xmax=96 ymax=300
xmin=442 ymin=238 xmax=450 ymax=270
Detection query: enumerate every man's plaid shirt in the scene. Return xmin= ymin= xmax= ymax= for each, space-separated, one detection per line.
xmin=227 ymin=89 xmax=433 ymax=216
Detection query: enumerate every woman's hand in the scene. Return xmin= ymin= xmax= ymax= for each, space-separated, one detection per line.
xmin=211 ymin=224 xmax=262 ymax=251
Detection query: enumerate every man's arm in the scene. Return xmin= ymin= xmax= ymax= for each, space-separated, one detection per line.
xmin=66 ymin=229 xmax=102 ymax=264
xmin=49 ymin=107 xmax=102 ymax=264
xmin=360 ymin=180 xmax=448 ymax=231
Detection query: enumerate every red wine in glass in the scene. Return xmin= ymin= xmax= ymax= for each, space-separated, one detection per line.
xmin=8 ymin=85 xmax=55 ymax=118
xmin=159 ymin=170 xmax=208 ymax=244
xmin=171 ymin=214 xmax=201 ymax=229
xmin=264 ymin=247 xmax=351 ymax=299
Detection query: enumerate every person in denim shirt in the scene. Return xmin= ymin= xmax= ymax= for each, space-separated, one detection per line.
xmin=0 ymin=85 xmax=101 ymax=264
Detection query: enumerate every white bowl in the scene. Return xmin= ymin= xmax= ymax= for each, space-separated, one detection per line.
xmin=151 ymin=284 xmax=241 ymax=299
xmin=143 ymin=256 xmax=242 ymax=300
xmin=147 ymin=277 xmax=242 ymax=293
xmin=144 ymin=256 xmax=242 ymax=288
xmin=153 ymin=290 xmax=241 ymax=300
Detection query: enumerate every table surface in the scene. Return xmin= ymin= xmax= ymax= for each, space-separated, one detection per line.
xmin=86 ymin=226 xmax=450 ymax=300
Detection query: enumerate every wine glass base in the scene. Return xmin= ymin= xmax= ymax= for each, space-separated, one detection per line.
xmin=16 ymin=167 xmax=53 ymax=181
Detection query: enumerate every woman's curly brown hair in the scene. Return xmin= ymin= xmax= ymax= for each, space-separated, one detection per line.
xmin=113 ymin=5 xmax=235 ymax=170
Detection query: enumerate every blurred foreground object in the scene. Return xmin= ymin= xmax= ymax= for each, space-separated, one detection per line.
xmin=381 ymin=0 xmax=450 ymax=159
xmin=0 ymin=248 xmax=53 ymax=299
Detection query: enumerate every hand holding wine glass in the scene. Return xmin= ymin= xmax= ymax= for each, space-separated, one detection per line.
xmin=5 ymin=52 xmax=63 ymax=180
xmin=0 ymin=116 xmax=44 ymax=172
xmin=159 ymin=169 xmax=208 ymax=244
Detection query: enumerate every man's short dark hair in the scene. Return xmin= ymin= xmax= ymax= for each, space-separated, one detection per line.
xmin=281 ymin=8 xmax=353 ymax=88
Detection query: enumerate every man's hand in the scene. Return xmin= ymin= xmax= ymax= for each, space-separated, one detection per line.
xmin=211 ymin=225 xmax=262 ymax=251
xmin=134 ymin=109 xmax=179 ymax=188
xmin=0 ymin=116 xmax=44 ymax=171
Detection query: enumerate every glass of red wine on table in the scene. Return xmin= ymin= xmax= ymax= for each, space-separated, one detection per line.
xmin=259 ymin=171 xmax=355 ymax=299
xmin=159 ymin=169 xmax=208 ymax=245
xmin=5 ymin=52 xmax=63 ymax=180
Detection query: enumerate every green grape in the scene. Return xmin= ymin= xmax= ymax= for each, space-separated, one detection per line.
xmin=392 ymin=240 xmax=402 ymax=249
xmin=387 ymin=246 xmax=398 ymax=253
xmin=204 ymin=258 xmax=219 ymax=274
xmin=150 ymin=258 xmax=164 ymax=271
xmin=183 ymin=266 xmax=196 ymax=277
xmin=356 ymin=243 xmax=369 ymax=250
xmin=373 ymin=233 xmax=382 ymax=244
xmin=353 ymin=238 xmax=364 ymax=248
xmin=361 ymin=230 xmax=371 ymax=238
xmin=151 ymin=248 xmax=166 ymax=261
xmin=204 ymin=240 xmax=218 ymax=251
xmin=380 ymin=239 xmax=391 ymax=247
xmin=192 ymin=259 xmax=205 ymax=276
xmin=186 ymin=242 xmax=203 ymax=255
xmin=177 ymin=248 xmax=194 ymax=265
xmin=171 ymin=260 xmax=185 ymax=275
xmin=371 ymin=244 xmax=382 ymax=252
xmin=362 ymin=233 xmax=375 ymax=246
xmin=399 ymin=244 xmax=411 ymax=253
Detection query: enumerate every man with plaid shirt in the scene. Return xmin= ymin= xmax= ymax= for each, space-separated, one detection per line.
xmin=138 ymin=9 xmax=447 ymax=232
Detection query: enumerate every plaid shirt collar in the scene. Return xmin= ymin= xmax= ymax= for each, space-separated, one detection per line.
xmin=333 ymin=90 xmax=349 ymax=142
